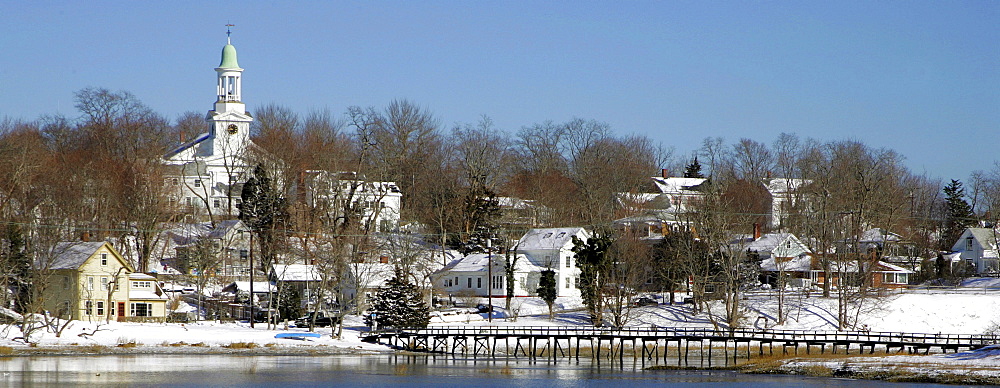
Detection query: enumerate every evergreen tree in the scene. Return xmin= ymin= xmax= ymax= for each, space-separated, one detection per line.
xmin=460 ymin=186 xmax=502 ymax=254
xmin=683 ymin=157 xmax=705 ymax=178
xmin=5 ymin=224 xmax=32 ymax=313
xmin=572 ymin=233 xmax=613 ymax=326
xmin=943 ymin=179 xmax=975 ymax=250
xmin=364 ymin=272 xmax=430 ymax=329
xmin=238 ymin=164 xmax=288 ymax=270
xmin=537 ymin=269 xmax=557 ymax=320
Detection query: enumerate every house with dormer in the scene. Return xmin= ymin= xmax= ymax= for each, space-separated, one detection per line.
xmin=951 ymin=228 xmax=1000 ymax=275
xmin=39 ymin=241 xmax=167 ymax=322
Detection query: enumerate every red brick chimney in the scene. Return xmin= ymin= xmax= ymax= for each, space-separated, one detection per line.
xmin=661 ymin=168 xmax=669 ymax=178
xmin=753 ymin=223 xmax=761 ymax=240
xmin=81 ymin=232 xmax=90 ymax=242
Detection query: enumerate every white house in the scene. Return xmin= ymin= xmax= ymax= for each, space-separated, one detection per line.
xmin=299 ymin=171 xmax=402 ymax=233
xmin=763 ymin=178 xmax=811 ymax=230
xmin=433 ymin=252 xmax=544 ymax=298
xmin=516 ymin=227 xmax=590 ymax=297
xmin=951 ymin=228 xmax=1000 ymax=275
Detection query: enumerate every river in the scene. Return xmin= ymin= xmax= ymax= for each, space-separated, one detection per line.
xmin=0 ymin=354 xmax=960 ymax=387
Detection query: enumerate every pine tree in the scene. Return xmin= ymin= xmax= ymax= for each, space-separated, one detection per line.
xmin=461 ymin=186 xmax=502 ymax=254
xmin=537 ymin=269 xmax=557 ymax=320
xmin=572 ymin=234 xmax=613 ymax=326
xmin=943 ymin=179 xmax=975 ymax=250
xmin=238 ymin=164 xmax=288 ymax=270
xmin=5 ymin=224 xmax=32 ymax=313
xmin=365 ymin=273 xmax=430 ymax=329
xmin=683 ymin=157 xmax=705 ymax=178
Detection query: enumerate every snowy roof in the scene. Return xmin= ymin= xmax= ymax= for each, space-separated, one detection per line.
xmin=47 ymin=242 xmax=114 ymax=270
xmin=497 ymin=196 xmax=540 ymax=210
xmin=129 ymin=273 xmax=157 ymax=280
xmin=875 ymin=261 xmax=914 ymax=274
xmin=968 ymin=228 xmax=998 ymax=250
xmin=165 ymin=221 xmax=247 ymax=246
xmin=436 ymin=253 xmax=541 ymax=275
xmin=344 ymin=263 xmax=395 ymax=289
xmin=223 ymin=281 xmax=276 ymax=294
xmin=651 ymin=177 xmax=706 ymax=194
xmin=745 ymin=233 xmax=794 ymax=253
xmin=518 ymin=227 xmax=588 ymax=251
xmin=760 ymin=255 xmax=813 ymax=272
xmin=857 ymin=228 xmax=903 ymax=243
xmin=271 ymin=264 xmax=322 ymax=282
xmin=764 ymin=178 xmax=811 ymax=195
xmin=614 ymin=209 xmax=681 ymax=225
xmin=129 ymin=290 xmax=167 ymax=300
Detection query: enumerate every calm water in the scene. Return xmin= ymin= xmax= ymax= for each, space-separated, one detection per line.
xmin=0 ymin=354 xmax=966 ymax=387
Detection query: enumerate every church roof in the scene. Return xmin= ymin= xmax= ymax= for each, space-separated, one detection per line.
xmin=219 ymin=43 xmax=240 ymax=69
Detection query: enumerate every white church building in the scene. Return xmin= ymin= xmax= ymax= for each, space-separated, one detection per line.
xmin=162 ymin=33 xmax=401 ymax=231
xmin=163 ymin=33 xmax=255 ymax=217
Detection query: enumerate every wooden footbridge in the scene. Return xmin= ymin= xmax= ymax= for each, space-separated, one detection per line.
xmin=363 ymin=326 xmax=1000 ymax=366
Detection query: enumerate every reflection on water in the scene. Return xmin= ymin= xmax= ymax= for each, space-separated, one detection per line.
xmin=0 ymin=354 xmax=953 ymax=387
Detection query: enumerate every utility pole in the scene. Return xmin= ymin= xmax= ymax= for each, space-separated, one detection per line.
xmin=487 ymin=239 xmax=492 ymax=323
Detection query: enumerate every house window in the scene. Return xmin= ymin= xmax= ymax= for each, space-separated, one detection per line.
xmin=171 ymin=178 xmax=179 ymax=186
xmin=967 ymin=237 xmax=974 ymax=251
xmin=455 ymin=277 xmax=459 ymax=287
xmin=467 ymin=278 xmax=472 ymax=288
xmin=101 ymin=253 xmax=108 ymax=266
xmin=566 ymin=257 xmax=571 ymax=268
xmin=130 ymin=303 xmax=153 ymax=317
xmin=477 ymin=277 xmax=482 ymax=289
xmin=213 ymin=199 xmax=221 ymax=208
xmin=88 ymin=276 xmax=95 ymax=291
xmin=185 ymin=197 xmax=193 ymax=206
xmin=85 ymin=301 xmax=93 ymax=315
xmin=132 ymin=281 xmax=151 ymax=288
xmin=63 ymin=276 xmax=69 ymax=290
xmin=194 ymin=179 xmax=202 ymax=188
xmin=101 ymin=277 xmax=108 ymax=291
xmin=574 ymin=277 xmax=580 ymax=288
xmin=96 ymin=301 xmax=105 ymax=316
xmin=565 ymin=277 xmax=571 ymax=289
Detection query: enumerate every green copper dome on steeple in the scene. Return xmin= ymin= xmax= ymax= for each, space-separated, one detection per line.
xmin=219 ymin=42 xmax=240 ymax=68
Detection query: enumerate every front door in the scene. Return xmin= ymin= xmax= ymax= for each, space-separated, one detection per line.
xmin=117 ymin=302 xmax=126 ymax=320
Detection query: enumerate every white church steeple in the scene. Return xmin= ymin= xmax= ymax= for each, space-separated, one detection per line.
xmin=207 ymin=25 xmax=253 ymax=158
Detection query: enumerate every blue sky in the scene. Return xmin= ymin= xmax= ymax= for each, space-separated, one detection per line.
xmin=2 ymin=1 xmax=997 ymax=180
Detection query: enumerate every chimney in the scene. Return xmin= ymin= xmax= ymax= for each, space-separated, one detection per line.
xmin=661 ymin=168 xmax=669 ymax=178
xmin=753 ymin=223 xmax=761 ymax=240
xmin=81 ymin=231 xmax=90 ymax=242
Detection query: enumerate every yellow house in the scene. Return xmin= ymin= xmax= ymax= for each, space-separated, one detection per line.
xmin=41 ymin=241 xmax=166 ymax=322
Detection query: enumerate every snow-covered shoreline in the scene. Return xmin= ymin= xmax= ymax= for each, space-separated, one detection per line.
xmin=3 ymin=290 xmax=999 ymax=385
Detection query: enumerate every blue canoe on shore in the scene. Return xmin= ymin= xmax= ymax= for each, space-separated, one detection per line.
xmin=274 ymin=332 xmax=323 ymax=340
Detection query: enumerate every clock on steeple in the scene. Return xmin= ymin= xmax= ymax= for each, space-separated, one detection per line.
xmin=227 ymin=124 xmax=239 ymax=134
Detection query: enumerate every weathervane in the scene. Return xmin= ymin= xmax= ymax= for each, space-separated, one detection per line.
xmin=226 ymin=23 xmax=235 ymax=43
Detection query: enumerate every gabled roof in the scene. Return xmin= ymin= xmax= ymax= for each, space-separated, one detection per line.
xmin=952 ymin=228 xmax=1000 ymax=258
xmin=856 ymin=228 xmax=903 ymax=243
xmin=760 ymin=255 xmax=813 ymax=272
xmin=763 ymin=178 xmax=811 ymax=195
xmin=45 ymin=241 xmax=130 ymax=271
xmin=745 ymin=233 xmax=795 ymax=253
xmin=436 ymin=253 xmax=541 ymax=274
xmin=651 ymin=177 xmax=707 ymax=195
xmin=272 ymin=264 xmax=322 ymax=282
xmin=517 ymin=227 xmax=588 ymax=251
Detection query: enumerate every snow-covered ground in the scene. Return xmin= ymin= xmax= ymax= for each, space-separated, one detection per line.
xmin=3 ymin=283 xmax=1000 ymax=357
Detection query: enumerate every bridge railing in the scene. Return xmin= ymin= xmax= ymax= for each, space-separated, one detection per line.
xmin=369 ymin=326 xmax=1000 ymax=346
